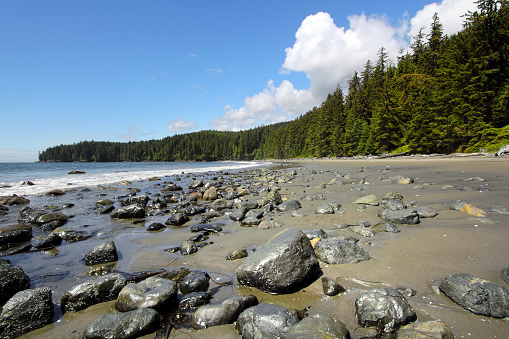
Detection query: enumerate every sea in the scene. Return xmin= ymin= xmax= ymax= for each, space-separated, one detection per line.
xmin=0 ymin=161 xmax=267 ymax=196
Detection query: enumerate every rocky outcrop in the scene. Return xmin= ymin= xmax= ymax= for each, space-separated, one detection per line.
xmin=83 ymin=241 xmax=118 ymax=265
xmin=236 ymin=228 xmax=320 ymax=294
xmin=115 ymin=276 xmax=178 ymax=312
xmin=314 ymin=237 xmax=370 ymax=264
xmin=83 ymin=308 xmax=160 ymax=339
xmin=193 ymin=295 xmax=258 ymax=329
xmin=236 ymin=303 xmax=298 ymax=339
xmin=0 ymin=259 xmax=31 ymax=306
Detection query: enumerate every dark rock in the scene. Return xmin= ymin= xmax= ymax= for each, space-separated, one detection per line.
xmin=236 ymin=228 xmax=320 ymax=294
xmin=111 ymin=204 xmax=146 ymax=219
xmin=416 ymin=206 xmax=439 ymax=218
xmin=439 ymin=273 xmax=509 ymax=317
xmin=303 ymin=228 xmax=328 ymax=240
xmin=180 ymin=240 xmax=198 ymax=255
xmin=0 ymin=224 xmax=32 ymax=245
xmin=226 ymin=249 xmax=248 ymax=260
xmin=322 ymin=277 xmax=345 ymax=296
xmin=0 ymin=287 xmax=54 ymax=338
xmin=0 ymin=259 xmax=31 ymax=306
xmin=372 ymin=221 xmax=400 ymax=233
xmin=68 ymin=170 xmax=85 ymax=174
xmin=45 ymin=189 xmax=66 ymax=196
xmin=501 ymin=265 xmax=509 ymax=285
xmin=0 ymin=195 xmax=30 ymax=205
xmin=32 ymin=232 xmax=62 ymax=248
xmin=241 ymin=217 xmax=262 ymax=227
xmin=179 ymin=292 xmax=211 ymax=311
xmin=83 ymin=308 xmax=160 ymax=339
xmin=116 ymin=276 xmax=178 ymax=312
xmin=98 ymin=205 xmax=115 ymax=214
xmin=18 ymin=208 xmax=45 ymax=224
xmin=188 ymin=232 xmax=209 ymax=242
xmin=314 ymin=237 xmax=370 ymax=264
xmin=165 ymin=212 xmax=189 ymax=226
xmin=315 ymin=202 xmax=335 ymax=214
xmin=236 ymin=303 xmax=298 ymax=339
xmin=385 ymin=199 xmax=405 ymax=211
xmin=210 ymin=198 xmax=228 ymax=211
xmin=179 ymin=271 xmax=209 ymax=295
xmin=285 ymin=313 xmax=350 ymax=339
xmin=184 ymin=205 xmax=206 ymax=216
xmin=61 ymin=273 xmax=127 ymax=313
xmin=193 ymin=295 xmax=258 ymax=329
xmin=384 ymin=209 xmax=420 ymax=225
xmin=397 ymin=320 xmax=455 ymax=339
xmin=190 ymin=223 xmax=222 ymax=233
xmin=355 ymin=287 xmax=417 ymax=333
xmin=245 ymin=209 xmax=264 ymax=219
xmin=95 ymin=199 xmax=114 ymax=206
xmin=147 ymin=222 xmax=166 ymax=232
xmin=277 ymin=200 xmax=302 ymax=212
xmin=83 ymin=241 xmax=118 ymax=266
xmin=235 ymin=200 xmax=258 ymax=210
xmin=36 ymin=212 xmax=69 ymax=227
xmin=229 ymin=207 xmax=247 ymax=221
xmin=119 ymin=195 xmax=150 ymax=207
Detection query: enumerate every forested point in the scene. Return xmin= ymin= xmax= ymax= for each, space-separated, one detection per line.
xmin=39 ymin=0 xmax=509 ymax=163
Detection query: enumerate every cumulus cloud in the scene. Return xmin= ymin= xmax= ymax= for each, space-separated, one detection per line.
xmin=210 ymin=0 xmax=476 ymax=131
xmin=168 ymin=119 xmax=198 ymax=133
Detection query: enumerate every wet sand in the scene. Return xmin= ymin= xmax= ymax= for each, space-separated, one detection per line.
xmin=21 ymin=156 xmax=509 ymax=338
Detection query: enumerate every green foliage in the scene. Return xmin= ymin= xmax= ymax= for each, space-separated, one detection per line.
xmin=39 ymin=1 xmax=509 ymax=162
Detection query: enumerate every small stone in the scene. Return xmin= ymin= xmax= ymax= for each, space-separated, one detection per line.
xmin=398 ymin=177 xmax=414 ymax=184
xmin=315 ymin=203 xmax=335 ymax=214
xmin=322 ymin=277 xmax=345 ymax=296
xmin=461 ymin=204 xmax=487 ymax=217
xmin=353 ymin=194 xmax=379 ymax=206
xmin=147 ymin=223 xmax=166 ymax=232
xmin=180 ymin=240 xmax=198 ymax=255
xmin=226 ymin=249 xmax=248 ymax=260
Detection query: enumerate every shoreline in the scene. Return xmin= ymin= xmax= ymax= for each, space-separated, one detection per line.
xmin=4 ymin=156 xmax=509 ymax=338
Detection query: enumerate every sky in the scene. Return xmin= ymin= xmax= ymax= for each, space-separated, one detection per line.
xmin=0 ymin=0 xmax=478 ymax=162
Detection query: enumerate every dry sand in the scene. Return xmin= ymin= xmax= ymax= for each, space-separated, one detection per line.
xmin=23 ymin=156 xmax=509 ymax=338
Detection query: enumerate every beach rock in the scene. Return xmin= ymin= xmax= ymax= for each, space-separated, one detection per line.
xmin=83 ymin=308 xmax=160 ymax=339
xmin=165 ymin=212 xmax=189 ymax=226
xmin=322 ymin=277 xmax=345 ymax=296
xmin=18 ymin=208 xmax=45 ymax=224
xmin=120 ymin=195 xmax=151 ymax=207
xmin=501 ymin=265 xmax=509 ymax=285
xmin=190 ymin=223 xmax=222 ymax=233
xmin=95 ymin=199 xmax=114 ymax=206
xmin=179 ymin=292 xmax=211 ymax=311
xmin=61 ymin=273 xmax=127 ymax=313
xmin=445 ymin=200 xmax=467 ymax=211
xmin=45 ymin=189 xmax=66 ymax=196
xmin=277 ymin=199 xmax=302 ymax=212
xmin=226 ymin=249 xmax=248 ymax=260
xmin=236 ymin=228 xmax=320 ymax=294
xmin=179 ymin=271 xmax=209 ymax=295
xmin=384 ymin=209 xmax=420 ymax=225
xmin=496 ymin=144 xmax=509 ymax=156
xmin=351 ymin=226 xmax=376 ymax=237
xmin=98 ymin=205 xmax=115 ymax=214
xmin=355 ymin=287 xmax=417 ymax=333
xmin=116 ymin=276 xmax=178 ymax=312
xmin=236 ymin=303 xmax=298 ymax=339
xmin=0 ymin=195 xmax=30 ymax=205
xmin=460 ymin=204 xmax=487 ymax=217
xmin=258 ymin=190 xmax=282 ymax=206
xmin=68 ymin=170 xmax=85 ymax=174
xmin=229 ymin=207 xmax=247 ymax=221
xmin=285 ymin=313 xmax=350 ymax=339
xmin=258 ymin=219 xmax=283 ymax=229
xmin=314 ymin=237 xmax=370 ymax=264
xmin=353 ymin=194 xmax=379 ymax=206
xmin=372 ymin=222 xmax=400 ymax=233
xmin=0 ymin=259 xmax=31 ymax=306
xmin=190 ymin=179 xmax=204 ymax=189
xmin=111 ymin=204 xmax=145 ymax=219
xmin=396 ymin=320 xmax=455 ymax=339
xmin=180 ymin=240 xmax=198 ymax=255
xmin=416 ymin=206 xmax=439 ymax=218
xmin=303 ymin=229 xmax=328 ymax=240
xmin=184 ymin=205 xmax=206 ymax=216
xmin=203 ymin=186 xmax=218 ymax=201
xmin=83 ymin=241 xmax=118 ymax=265
xmin=118 ymin=180 xmax=131 ymax=186
xmin=193 ymin=295 xmax=258 ymax=329
xmin=245 ymin=209 xmax=264 ymax=219
xmin=0 ymin=287 xmax=54 ymax=338
xmin=0 ymin=224 xmax=32 ymax=245
xmin=36 ymin=211 xmax=69 ymax=228
xmin=241 ymin=217 xmax=261 ymax=227
xmin=147 ymin=222 xmax=166 ymax=232
xmin=439 ymin=273 xmax=509 ymax=317
xmin=385 ymin=199 xmax=405 ymax=211
xmin=383 ymin=192 xmax=404 ymax=201
xmin=210 ymin=198 xmax=228 ymax=211
xmin=315 ymin=202 xmax=335 ymax=214
xmin=398 ymin=177 xmax=414 ymax=184
xmin=489 ymin=205 xmax=509 ymax=214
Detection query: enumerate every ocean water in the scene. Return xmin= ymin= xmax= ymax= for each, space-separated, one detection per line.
xmin=0 ymin=161 xmax=266 ymax=196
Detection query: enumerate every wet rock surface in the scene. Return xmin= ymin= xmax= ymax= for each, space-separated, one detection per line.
xmin=116 ymin=276 xmax=178 ymax=312
xmin=236 ymin=303 xmax=299 ymax=339
xmin=0 ymin=259 xmax=31 ymax=306
xmin=286 ymin=313 xmax=350 ymax=339
xmin=193 ymin=294 xmax=259 ymax=329
xmin=83 ymin=241 xmax=118 ymax=265
xmin=83 ymin=308 xmax=160 ymax=339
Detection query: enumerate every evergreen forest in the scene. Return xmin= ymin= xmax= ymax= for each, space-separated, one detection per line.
xmin=39 ymin=0 xmax=509 ymax=162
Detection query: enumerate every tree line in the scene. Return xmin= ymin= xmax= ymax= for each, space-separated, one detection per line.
xmin=39 ymin=0 xmax=509 ymax=162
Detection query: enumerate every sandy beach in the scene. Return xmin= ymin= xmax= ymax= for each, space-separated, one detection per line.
xmin=19 ymin=156 xmax=509 ymax=338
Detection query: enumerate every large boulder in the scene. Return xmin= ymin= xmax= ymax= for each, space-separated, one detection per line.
xmin=119 ymin=195 xmax=149 ymax=207
xmin=165 ymin=212 xmax=189 ymax=226
xmin=111 ymin=204 xmax=146 ymax=219
xmin=236 ymin=303 xmax=298 ymax=339
xmin=439 ymin=273 xmax=509 ymax=318
xmin=0 ymin=287 xmax=54 ymax=338
xmin=61 ymin=273 xmax=127 ymax=313
xmin=314 ymin=237 xmax=370 ymax=264
xmin=83 ymin=241 xmax=118 ymax=265
xmin=236 ymin=228 xmax=320 ymax=294
xmin=193 ymin=295 xmax=258 ymax=329
xmin=83 ymin=308 xmax=160 ymax=339
xmin=115 ymin=276 xmax=178 ymax=312
xmin=285 ymin=313 xmax=350 ymax=339
xmin=355 ymin=287 xmax=417 ymax=333
xmin=0 ymin=259 xmax=31 ymax=306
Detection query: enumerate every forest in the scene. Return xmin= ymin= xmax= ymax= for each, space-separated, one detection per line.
xmin=39 ymin=0 xmax=509 ymax=162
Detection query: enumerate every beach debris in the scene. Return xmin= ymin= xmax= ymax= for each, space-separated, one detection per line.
xmin=236 ymin=228 xmax=320 ymax=294
xmin=83 ymin=308 xmax=160 ymax=339
xmin=286 ymin=313 xmax=350 ymax=339
xmin=83 ymin=241 xmax=118 ymax=266
xmin=496 ymin=145 xmax=509 ymax=156
xmin=489 ymin=205 xmax=509 ymax=214
xmin=236 ymin=303 xmax=298 ymax=339
xmin=314 ymin=237 xmax=370 ymax=264
xmin=193 ymin=295 xmax=258 ymax=329
xmin=398 ymin=177 xmax=415 ymax=184
xmin=440 ymin=273 xmax=509 ymax=318
xmin=355 ymin=287 xmax=417 ymax=333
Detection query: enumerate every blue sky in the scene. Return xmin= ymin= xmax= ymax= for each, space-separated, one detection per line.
xmin=0 ymin=0 xmax=477 ymax=162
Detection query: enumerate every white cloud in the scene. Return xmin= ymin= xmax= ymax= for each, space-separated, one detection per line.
xmin=168 ymin=119 xmax=198 ymax=133
xmin=210 ymin=0 xmax=477 ymax=131
xmin=206 ymin=68 xmax=223 ymax=74
xmin=188 ymin=53 xmax=198 ymax=57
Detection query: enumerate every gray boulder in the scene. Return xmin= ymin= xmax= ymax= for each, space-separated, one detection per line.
xmin=83 ymin=241 xmax=118 ymax=265
xmin=384 ymin=209 xmax=420 ymax=225
xmin=179 ymin=271 xmax=209 ymax=295
xmin=353 ymin=194 xmax=379 ymax=206
xmin=236 ymin=228 xmax=320 ymax=294
xmin=372 ymin=222 xmax=400 ymax=233
xmin=111 ymin=204 xmax=145 ymax=219
xmin=277 ymin=200 xmax=302 ymax=212
xmin=439 ymin=273 xmax=509 ymax=317
xmin=0 ymin=287 xmax=54 ymax=338
xmin=236 ymin=303 xmax=298 ymax=339
xmin=384 ymin=199 xmax=405 ymax=211
xmin=116 ymin=276 xmax=177 ymax=312
xmin=61 ymin=273 xmax=127 ymax=313
xmin=0 ymin=259 xmax=31 ymax=307
xmin=83 ymin=308 xmax=160 ymax=339
xmin=355 ymin=287 xmax=417 ymax=333
xmin=314 ymin=237 xmax=370 ymax=264
xmin=315 ymin=203 xmax=335 ymax=214
xmin=193 ymin=295 xmax=258 ymax=329
xmin=285 ymin=313 xmax=350 ymax=339
xmin=303 ymin=228 xmax=328 ymax=240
